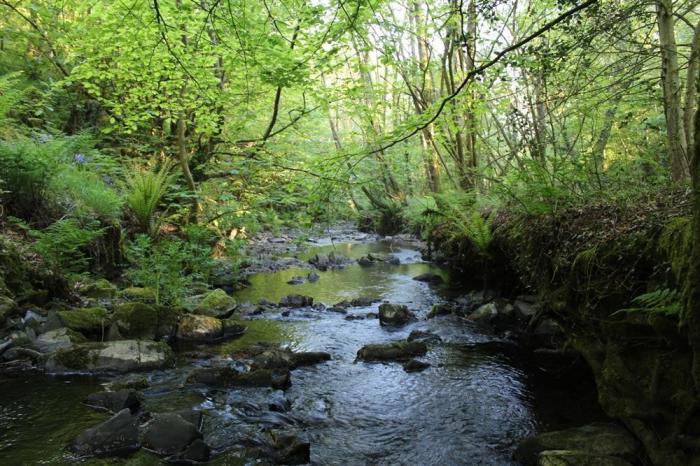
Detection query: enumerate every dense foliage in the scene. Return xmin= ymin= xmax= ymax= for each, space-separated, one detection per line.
xmin=0 ymin=0 xmax=698 ymax=298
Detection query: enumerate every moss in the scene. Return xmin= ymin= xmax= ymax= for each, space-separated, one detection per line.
xmin=52 ymin=343 xmax=106 ymax=370
xmin=145 ymin=340 xmax=176 ymax=367
xmin=119 ymin=287 xmax=157 ymax=303
xmin=194 ymin=288 xmax=236 ymax=317
xmin=0 ymin=294 xmax=17 ymax=324
xmin=81 ymin=278 xmax=117 ymax=299
xmin=657 ymin=217 xmax=691 ymax=286
xmin=57 ymin=307 xmax=109 ymax=333
xmin=113 ymin=303 xmax=158 ymax=338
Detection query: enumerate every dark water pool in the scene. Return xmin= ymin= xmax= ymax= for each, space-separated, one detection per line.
xmin=0 ymin=238 xmax=606 ymax=465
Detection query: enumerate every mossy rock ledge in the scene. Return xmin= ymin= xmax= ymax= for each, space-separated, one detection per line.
xmin=431 ymin=199 xmax=700 ymax=466
xmin=45 ymin=340 xmax=175 ymax=373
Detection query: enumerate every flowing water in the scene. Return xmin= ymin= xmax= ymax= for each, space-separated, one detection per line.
xmin=0 ymin=236 xmax=607 ymax=465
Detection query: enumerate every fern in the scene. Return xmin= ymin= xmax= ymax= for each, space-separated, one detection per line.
xmin=613 ymin=288 xmax=681 ymax=317
xmin=124 ymin=161 xmax=175 ymax=235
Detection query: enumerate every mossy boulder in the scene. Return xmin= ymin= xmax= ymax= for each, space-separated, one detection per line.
xmin=57 ymin=307 xmax=109 ymax=334
xmin=176 ymin=314 xmax=223 ymax=342
xmin=119 ymin=287 xmax=157 ymax=303
xmin=81 ymin=279 xmax=117 ymax=299
xmin=193 ymin=289 xmax=236 ymax=318
xmin=113 ymin=303 xmax=159 ymax=339
xmin=46 ymin=340 xmax=175 ymax=373
xmin=514 ymin=423 xmax=640 ymax=466
xmin=537 ymin=450 xmax=634 ymax=466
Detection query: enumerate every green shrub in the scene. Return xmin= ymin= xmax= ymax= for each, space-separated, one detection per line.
xmin=124 ymin=233 xmax=214 ymax=305
xmin=124 ymin=161 xmax=175 ymax=235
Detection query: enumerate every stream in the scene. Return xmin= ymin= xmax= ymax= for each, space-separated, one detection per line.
xmin=0 ymin=231 xmax=607 ymax=465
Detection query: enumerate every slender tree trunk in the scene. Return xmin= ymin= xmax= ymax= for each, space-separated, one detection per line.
xmin=176 ymin=116 xmax=200 ymax=221
xmin=656 ymin=0 xmax=689 ymax=181
xmin=684 ymin=21 xmax=700 ymax=155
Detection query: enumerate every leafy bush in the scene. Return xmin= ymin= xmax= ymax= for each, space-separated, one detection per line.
xmin=0 ymin=133 xmax=113 ymax=222
xmin=124 ymin=233 xmax=215 ymax=305
xmin=124 ymin=161 xmax=175 ymax=235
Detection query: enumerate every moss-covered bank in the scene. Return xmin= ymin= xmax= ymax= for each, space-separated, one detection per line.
xmin=432 ymin=190 xmax=699 ymax=466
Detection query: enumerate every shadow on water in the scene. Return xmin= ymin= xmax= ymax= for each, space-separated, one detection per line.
xmin=0 ymin=238 xmax=607 ymax=465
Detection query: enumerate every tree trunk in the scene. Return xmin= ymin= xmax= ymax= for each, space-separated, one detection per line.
xmin=683 ymin=21 xmax=700 ymax=156
xmin=656 ymin=0 xmax=689 ymax=181
xmin=687 ymin=54 xmax=700 ymax=388
xmin=176 ymin=116 xmax=201 ymax=221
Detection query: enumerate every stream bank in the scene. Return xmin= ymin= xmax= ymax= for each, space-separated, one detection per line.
xmin=430 ymin=189 xmax=698 ymax=466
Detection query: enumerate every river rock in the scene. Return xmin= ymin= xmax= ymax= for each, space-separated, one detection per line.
xmin=514 ymin=423 xmax=640 ymax=466
xmin=248 ymin=433 xmax=311 ymax=465
xmin=407 ymin=330 xmax=442 ymax=343
xmin=176 ymin=314 xmax=224 ymax=342
xmin=427 ymin=303 xmax=454 ymax=319
xmin=268 ymin=390 xmax=292 ymax=412
xmin=468 ymin=302 xmax=499 ymax=323
xmin=174 ymin=438 xmax=211 ymax=463
xmin=536 ymin=450 xmax=634 ymax=466
xmin=378 ymin=303 xmax=415 ymax=326
xmin=252 ymin=348 xmax=331 ymax=370
xmin=187 ymin=367 xmax=292 ymax=389
xmin=403 ymin=359 xmax=430 ymax=372
xmin=85 ymin=389 xmax=142 ymax=414
xmin=72 ymin=408 xmax=139 ymax=457
xmin=143 ymin=412 xmax=203 ymax=456
xmin=279 ymin=294 xmax=313 ymax=308
xmin=287 ymin=276 xmax=305 ymax=285
xmin=309 ymin=252 xmax=348 ymax=271
xmin=357 ymin=341 xmax=427 ymax=362
xmin=46 ymin=340 xmax=175 ymax=373
xmin=514 ymin=299 xmax=539 ymax=321
xmin=412 ymin=272 xmax=443 ymax=284
xmin=34 ymin=327 xmax=86 ymax=353
xmin=57 ymin=307 xmax=109 ymax=335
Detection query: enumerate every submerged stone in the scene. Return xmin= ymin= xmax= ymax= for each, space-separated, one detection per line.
xmin=72 ymin=408 xmax=139 ymax=458
xmin=279 ymin=294 xmax=313 ymax=308
xmin=143 ymin=412 xmax=202 ymax=456
xmin=187 ymin=367 xmax=291 ymax=389
xmin=85 ymin=389 xmax=142 ymax=414
xmin=357 ymin=341 xmax=427 ymax=362
xmin=412 ymin=272 xmax=443 ymax=284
